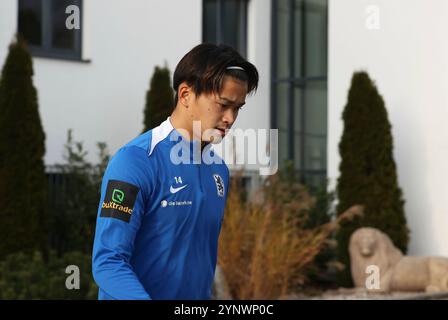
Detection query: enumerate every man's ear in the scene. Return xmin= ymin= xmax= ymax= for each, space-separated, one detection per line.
xmin=178 ymin=82 xmax=192 ymax=108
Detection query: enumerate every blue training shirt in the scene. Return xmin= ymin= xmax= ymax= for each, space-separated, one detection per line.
xmin=92 ymin=117 xmax=229 ymax=300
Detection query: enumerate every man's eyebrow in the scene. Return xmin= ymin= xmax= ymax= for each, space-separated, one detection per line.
xmin=218 ymin=96 xmax=246 ymax=106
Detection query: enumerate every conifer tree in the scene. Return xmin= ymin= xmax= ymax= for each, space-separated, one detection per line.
xmin=336 ymin=71 xmax=409 ymax=286
xmin=0 ymin=37 xmax=48 ymax=259
xmin=142 ymin=65 xmax=174 ymax=132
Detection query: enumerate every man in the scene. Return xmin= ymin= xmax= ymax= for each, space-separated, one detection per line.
xmin=92 ymin=43 xmax=258 ymax=299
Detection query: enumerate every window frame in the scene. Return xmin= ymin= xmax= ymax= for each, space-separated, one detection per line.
xmin=271 ymin=0 xmax=328 ymax=189
xmin=17 ymin=0 xmax=84 ymax=62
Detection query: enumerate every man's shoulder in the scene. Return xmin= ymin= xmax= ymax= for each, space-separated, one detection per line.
xmin=117 ymin=124 xmax=168 ymax=160
xmin=104 ymin=132 xmax=157 ymax=190
xmin=122 ymin=130 xmax=152 ymax=155
xmin=108 ymin=130 xmax=154 ymax=173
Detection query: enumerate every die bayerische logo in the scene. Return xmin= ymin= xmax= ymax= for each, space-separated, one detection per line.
xmin=213 ymin=174 xmax=225 ymax=197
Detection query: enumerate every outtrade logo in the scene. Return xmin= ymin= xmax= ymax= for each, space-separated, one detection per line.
xmin=112 ymin=189 xmax=125 ymax=204
xmin=100 ymin=180 xmax=139 ymax=223
xmin=101 ymin=201 xmax=133 ymax=214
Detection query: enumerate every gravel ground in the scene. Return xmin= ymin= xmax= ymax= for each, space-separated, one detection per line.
xmin=286 ymin=288 xmax=448 ymax=300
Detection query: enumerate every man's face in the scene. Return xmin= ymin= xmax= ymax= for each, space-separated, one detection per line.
xmin=190 ymin=76 xmax=248 ymax=143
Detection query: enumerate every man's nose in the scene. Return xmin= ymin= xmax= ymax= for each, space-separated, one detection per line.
xmin=222 ymin=108 xmax=236 ymax=126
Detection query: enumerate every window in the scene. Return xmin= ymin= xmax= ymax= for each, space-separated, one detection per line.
xmin=271 ymin=0 xmax=328 ymax=190
xmin=203 ymin=0 xmax=248 ymax=57
xmin=18 ymin=0 xmax=83 ymax=61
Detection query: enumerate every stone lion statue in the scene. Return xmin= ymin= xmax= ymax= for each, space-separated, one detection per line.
xmin=349 ymin=227 xmax=448 ymax=293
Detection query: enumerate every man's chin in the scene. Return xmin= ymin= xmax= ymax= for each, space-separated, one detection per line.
xmin=203 ymin=128 xmax=226 ymax=144
xmin=208 ymin=136 xmax=223 ymax=144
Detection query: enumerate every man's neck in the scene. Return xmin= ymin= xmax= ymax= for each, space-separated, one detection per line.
xmin=169 ymin=110 xmax=208 ymax=150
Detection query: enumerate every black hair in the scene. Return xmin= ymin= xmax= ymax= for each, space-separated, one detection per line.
xmin=173 ymin=43 xmax=259 ymax=105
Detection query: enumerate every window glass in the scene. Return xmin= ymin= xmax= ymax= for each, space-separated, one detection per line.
xmin=203 ymin=0 xmax=247 ymax=56
xmin=51 ymin=0 xmax=77 ymax=50
xmin=18 ymin=0 xmax=43 ymax=46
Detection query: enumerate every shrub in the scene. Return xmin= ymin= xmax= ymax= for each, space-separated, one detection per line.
xmin=218 ymin=171 xmax=362 ymax=299
xmin=49 ymin=130 xmax=109 ymax=256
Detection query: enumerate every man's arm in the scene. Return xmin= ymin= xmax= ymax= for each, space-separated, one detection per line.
xmin=92 ymin=146 xmax=153 ymax=300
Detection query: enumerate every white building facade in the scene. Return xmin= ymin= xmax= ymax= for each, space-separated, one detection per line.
xmin=0 ymin=0 xmax=446 ymax=256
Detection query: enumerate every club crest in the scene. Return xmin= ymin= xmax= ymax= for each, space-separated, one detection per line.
xmin=213 ymin=174 xmax=225 ymax=197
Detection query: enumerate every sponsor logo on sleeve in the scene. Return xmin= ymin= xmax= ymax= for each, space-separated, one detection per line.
xmin=100 ymin=180 xmax=139 ymax=223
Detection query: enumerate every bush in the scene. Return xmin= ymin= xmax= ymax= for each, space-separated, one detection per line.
xmin=0 ymin=131 xmax=108 ymax=299
xmin=302 ymin=181 xmax=340 ymax=289
xmin=218 ymin=171 xmax=362 ymax=299
xmin=0 ymin=250 xmax=98 ymax=299
xmin=49 ymin=130 xmax=109 ymax=256
xmin=336 ymin=71 xmax=409 ymax=286
xmin=0 ymin=36 xmax=48 ymax=259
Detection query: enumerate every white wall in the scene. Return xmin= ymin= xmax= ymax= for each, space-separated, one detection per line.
xmin=0 ymin=0 xmax=18 ymax=76
xmin=328 ymin=0 xmax=448 ymax=256
xmin=0 ymin=0 xmax=202 ymax=165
